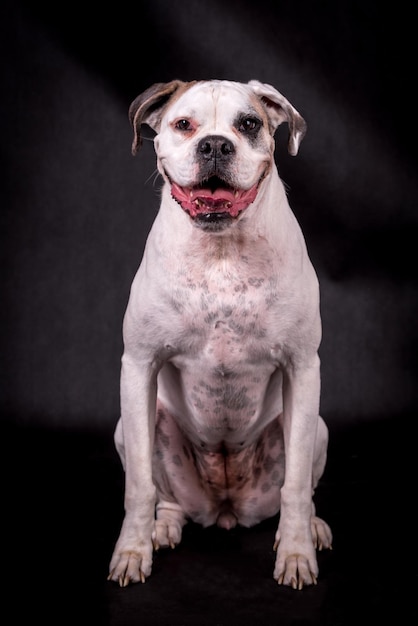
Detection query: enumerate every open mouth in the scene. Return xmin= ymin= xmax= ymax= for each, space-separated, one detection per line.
xmin=170 ymin=176 xmax=259 ymax=221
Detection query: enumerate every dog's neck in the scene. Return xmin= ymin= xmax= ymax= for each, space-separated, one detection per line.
xmin=149 ymin=168 xmax=302 ymax=283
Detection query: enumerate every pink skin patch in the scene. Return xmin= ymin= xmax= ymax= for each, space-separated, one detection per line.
xmin=171 ymin=183 xmax=258 ymax=218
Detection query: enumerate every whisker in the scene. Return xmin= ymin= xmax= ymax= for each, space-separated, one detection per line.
xmin=145 ymin=169 xmax=161 ymax=187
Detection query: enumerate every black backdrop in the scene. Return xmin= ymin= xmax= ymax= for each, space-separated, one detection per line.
xmin=2 ymin=1 xmax=417 ymax=624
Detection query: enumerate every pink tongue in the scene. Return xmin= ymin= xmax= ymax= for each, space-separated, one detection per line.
xmin=193 ymin=187 xmax=236 ymax=202
xmin=171 ymin=183 xmax=258 ymax=218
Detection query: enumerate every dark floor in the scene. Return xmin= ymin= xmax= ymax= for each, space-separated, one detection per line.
xmin=9 ymin=415 xmax=415 ymax=625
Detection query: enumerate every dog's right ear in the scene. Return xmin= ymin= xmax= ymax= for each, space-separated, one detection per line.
xmin=129 ymin=80 xmax=191 ymax=156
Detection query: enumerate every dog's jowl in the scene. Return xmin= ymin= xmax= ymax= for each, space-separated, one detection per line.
xmin=108 ymin=79 xmax=332 ymax=590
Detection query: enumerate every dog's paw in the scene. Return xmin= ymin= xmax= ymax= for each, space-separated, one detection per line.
xmin=153 ymin=501 xmax=186 ymax=550
xmin=310 ymin=515 xmax=333 ymax=551
xmin=273 ymin=524 xmax=319 ymax=589
xmin=108 ymin=546 xmax=153 ymax=587
xmin=272 ymin=514 xmax=332 ymax=588
xmin=152 ymin=518 xmax=183 ymax=550
xmin=273 ymin=551 xmax=318 ymax=590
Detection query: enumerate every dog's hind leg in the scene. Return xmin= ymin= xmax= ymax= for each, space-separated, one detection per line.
xmin=310 ymin=416 xmax=333 ymax=551
xmin=152 ymin=500 xmax=187 ymax=550
xmin=113 ymin=417 xmax=126 ymax=469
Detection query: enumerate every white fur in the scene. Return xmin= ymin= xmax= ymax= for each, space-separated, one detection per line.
xmin=108 ymin=80 xmax=332 ymax=590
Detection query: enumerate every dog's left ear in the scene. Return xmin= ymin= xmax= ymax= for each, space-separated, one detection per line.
xmin=248 ymin=80 xmax=307 ymax=156
xmin=129 ymin=80 xmax=196 ymax=156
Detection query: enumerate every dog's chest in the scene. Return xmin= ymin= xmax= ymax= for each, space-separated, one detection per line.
xmin=169 ymin=259 xmax=283 ymax=362
xmin=154 ymin=253 xmax=294 ymax=441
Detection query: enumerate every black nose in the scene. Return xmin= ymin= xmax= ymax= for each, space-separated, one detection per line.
xmin=197 ymin=135 xmax=235 ymax=160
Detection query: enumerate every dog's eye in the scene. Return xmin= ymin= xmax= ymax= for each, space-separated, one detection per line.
xmin=174 ymin=119 xmax=193 ymax=132
xmin=238 ymin=117 xmax=261 ymax=133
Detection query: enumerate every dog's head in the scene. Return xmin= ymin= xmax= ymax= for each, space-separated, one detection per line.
xmin=129 ymin=79 xmax=306 ymax=231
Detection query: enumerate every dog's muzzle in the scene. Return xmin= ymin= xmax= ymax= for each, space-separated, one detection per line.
xmin=170 ymin=177 xmax=260 ymax=231
xmin=171 ymin=177 xmax=258 ymax=217
xmin=168 ymin=135 xmax=265 ymax=231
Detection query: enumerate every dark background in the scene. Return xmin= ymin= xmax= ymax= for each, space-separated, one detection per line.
xmin=2 ymin=1 xmax=417 ymax=624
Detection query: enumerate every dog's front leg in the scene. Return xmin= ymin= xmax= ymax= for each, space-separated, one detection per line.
xmin=273 ymin=355 xmax=322 ymax=589
xmin=108 ymin=353 xmax=158 ymax=587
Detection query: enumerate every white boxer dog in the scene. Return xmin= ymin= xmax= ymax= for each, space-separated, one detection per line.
xmin=108 ymin=79 xmax=332 ymax=590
